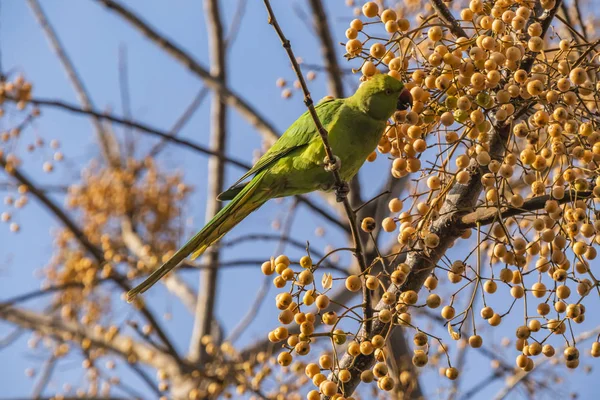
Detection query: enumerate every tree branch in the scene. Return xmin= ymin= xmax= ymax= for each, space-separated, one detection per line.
xmin=0 ymin=305 xmax=188 ymax=379
xmin=189 ymin=0 xmax=228 ymax=365
xmin=145 ymin=86 xmax=209 ymax=160
xmin=429 ymin=0 xmax=468 ymax=38
xmin=458 ymin=190 xmax=593 ymax=229
xmin=297 ymin=195 xmax=350 ymax=232
xmin=31 ymin=355 xmax=57 ymax=399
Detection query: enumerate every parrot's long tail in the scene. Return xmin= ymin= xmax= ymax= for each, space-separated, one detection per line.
xmin=127 ymin=173 xmax=268 ymax=302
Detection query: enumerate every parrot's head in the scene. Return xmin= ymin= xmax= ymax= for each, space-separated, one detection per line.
xmin=352 ymin=74 xmax=412 ymax=121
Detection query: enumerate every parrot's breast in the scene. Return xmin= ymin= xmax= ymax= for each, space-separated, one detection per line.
xmin=264 ymin=103 xmax=386 ymax=198
xmin=328 ymin=106 xmax=386 ymax=181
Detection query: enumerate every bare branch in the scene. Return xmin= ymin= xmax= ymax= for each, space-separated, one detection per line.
xmin=31 ymin=355 xmax=57 ymax=399
xmin=118 ymin=44 xmax=135 ymax=157
xmin=0 ymin=305 xmax=187 ymax=378
xmin=0 ymin=281 xmax=107 ymax=309
xmin=572 ymin=0 xmax=588 ymax=40
xmin=297 ymin=195 xmax=350 ymax=232
xmin=0 ymin=327 xmax=24 ymax=349
xmin=189 ymin=0 xmax=228 ymax=364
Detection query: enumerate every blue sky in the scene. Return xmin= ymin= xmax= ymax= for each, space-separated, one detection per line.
xmin=1 ymin=1 xmax=599 ymax=399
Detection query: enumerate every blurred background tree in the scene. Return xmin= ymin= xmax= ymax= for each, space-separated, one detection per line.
xmin=2 ymin=0 xmax=600 ymax=399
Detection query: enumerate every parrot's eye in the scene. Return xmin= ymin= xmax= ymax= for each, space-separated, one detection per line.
xmin=384 ymin=89 xmax=392 ymax=95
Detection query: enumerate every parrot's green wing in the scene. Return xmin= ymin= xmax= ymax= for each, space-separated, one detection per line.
xmin=217 ymin=98 xmax=343 ymax=201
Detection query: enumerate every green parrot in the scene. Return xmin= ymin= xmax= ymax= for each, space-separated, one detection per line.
xmin=127 ymin=73 xmax=411 ymax=301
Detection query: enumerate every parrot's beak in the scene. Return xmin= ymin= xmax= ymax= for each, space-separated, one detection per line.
xmin=397 ymin=88 xmax=413 ymax=111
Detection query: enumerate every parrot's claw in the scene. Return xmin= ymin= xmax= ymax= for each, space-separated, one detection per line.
xmin=335 ymin=181 xmax=350 ymax=203
xmin=324 ymin=155 xmax=341 ymax=172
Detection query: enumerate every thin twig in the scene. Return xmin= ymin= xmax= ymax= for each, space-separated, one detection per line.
xmin=118 ymin=44 xmax=134 ymax=158
xmin=0 ymin=328 xmax=24 ymax=348
xmin=220 ymin=233 xmax=324 ymax=258
xmin=31 ymin=355 xmax=57 ymax=399
xmin=297 ymin=195 xmax=350 ymax=232
xmin=573 ymin=0 xmax=588 ymax=41
xmin=0 ymin=281 xmax=109 ymax=310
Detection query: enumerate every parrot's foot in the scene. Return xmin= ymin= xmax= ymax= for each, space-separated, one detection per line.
xmin=324 ymin=155 xmax=341 ymax=172
xmin=334 ymin=181 xmax=350 ymax=203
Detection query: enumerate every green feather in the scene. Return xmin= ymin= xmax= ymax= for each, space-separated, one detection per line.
xmin=127 ymin=172 xmax=268 ymax=302
xmin=217 ymin=98 xmax=343 ymax=200
xmin=128 ymin=74 xmax=406 ymax=301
